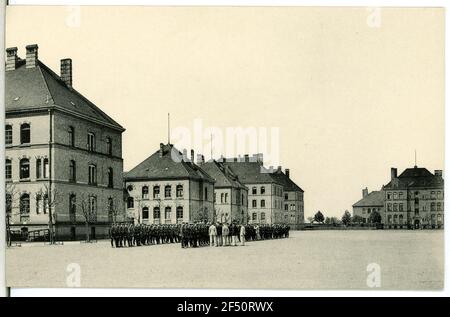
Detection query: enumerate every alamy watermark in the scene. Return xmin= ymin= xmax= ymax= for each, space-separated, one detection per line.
xmin=170 ymin=118 xmax=281 ymax=172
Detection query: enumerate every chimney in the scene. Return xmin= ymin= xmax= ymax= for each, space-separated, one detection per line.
xmin=244 ymin=154 xmax=249 ymax=162
xmin=362 ymin=187 xmax=369 ymax=198
xmin=435 ymin=170 xmax=443 ymax=177
xmin=182 ymin=149 xmax=188 ymax=161
xmin=159 ymin=143 xmax=164 ymax=157
xmin=277 ymin=166 xmax=282 ymax=172
xmin=190 ymin=149 xmax=194 ymax=163
xmin=391 ymin=168 xmax=397 ymax=180
xmin=25 ymin=44 xmax=38 ymax=68
xmin=60 ymin=58 xmax=72 ymax=88
xmin=257 ymin=153 xmax=264 ymax=164
xmin=285 ymin=168 xmax=290 ymax=178
xmin=5 ymin=47 xmax=18 ymax=71
xmin=196 ymin=154 xmax=204 ymax=164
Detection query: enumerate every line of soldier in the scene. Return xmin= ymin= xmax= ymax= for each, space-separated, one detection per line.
xmin=180 ymin=223 xmax=291 ymax=248
xmin=110 ymin=223 xmax=180 ymax=248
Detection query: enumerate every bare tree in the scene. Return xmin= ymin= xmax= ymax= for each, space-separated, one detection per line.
xmin=5 ymin=184 xmax=20 ymax=247
xmin=108 ymin=197 xmax=123 ymax=225
xmin=36 ymin=184 xmax=61 ymax=244
xmin=76 ymin=193 xmax=97 ymax=242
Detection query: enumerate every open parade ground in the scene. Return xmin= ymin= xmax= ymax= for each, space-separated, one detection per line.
xmin=6 ymin=230 xmax=444 ymax=290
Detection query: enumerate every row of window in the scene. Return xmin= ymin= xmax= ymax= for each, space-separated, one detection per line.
xmin=214 ymin=192 xmax=246 ymax=205
xmin=386 ymin=214 xmax=443 ymax=224
xmin=5 ymin=124 xmax=115 ymax=156
xmin=6 ymin=158 xmax=114 ymax=188
xmin=251 ymin=212 xmax=266 ymax=221
xmin=141 ymin=206 xmax=184 ymax=221
xmin=5 ymin=123 xmax=30 ymax=145
xmin=386 ymin=191 xmax=444 ymax=200
xmin=387 ymin=202 xmax=443 ymax=212
xmin=5 ymin=158 xmax=48 ymax=180
xmin=284 ymin=203 xmax=297 ymax=211
xmin=136 ymin=185 xmax=209 ymax=201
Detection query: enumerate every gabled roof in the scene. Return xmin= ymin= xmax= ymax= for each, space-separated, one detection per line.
xmin=270 ymin=169 xmax=304 ymax=192
xmin=383 ymin=167 xmax=444 ymax=189
xmin=5 ymin=59 xmax=124 ymax=131
xmin=200 ymin=161 xmax=247 ymax=190
xmin=352 ymin=191 xmax=384 ymax=207
xmin=220 ymin=160 xmax=281 ymax=185
xmin=125 ymin=143 xmax=215 ymax=183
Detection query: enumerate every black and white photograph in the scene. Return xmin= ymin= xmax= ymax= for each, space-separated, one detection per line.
xmin=0 ymin=2 xmax=447 ymax=296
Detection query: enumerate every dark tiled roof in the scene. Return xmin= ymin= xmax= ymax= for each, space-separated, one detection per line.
xmin=5 ymin=60 xmax=124 ymax=131
xmin=200 ymin=161 xmax=247 ymax=190
xmin=270 ymin=169 xmax=304 ymax=192
xmin=220 ymin=160 xmax=281 ymax=185
xmin=384 ymin=167 xmax=444 ymax=189
xmin=353 ymin=191 xmax=384 ymax=207
xmin=125 ymin=143 xmax=215 ymax=183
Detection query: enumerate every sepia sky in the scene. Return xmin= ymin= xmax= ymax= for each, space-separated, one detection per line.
xmin=5 ymin=6 xmax=444 ymax=218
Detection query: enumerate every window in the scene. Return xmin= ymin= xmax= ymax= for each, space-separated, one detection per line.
xmin=252 ymin=199 xmax=257 ymax=208
xmin=89 ymin=196 xmax=97 ymax=221
xmin=261 ymin=199 xmax=266 ymax=208
xmin=69 ymin=194 xmax=76 ymax=220
xmin=87 ymin=133 xmax=95 ymax=151
xmin=142 ymin=186 xmax=149 ymax=199
xmin=20 ymin=123 xmax=30 ymax=144
xmin=36 ymin=194 xmax=42 ymax=214
xmin=242 ymin=194 xmax=244 ymax=205
xmin=6 ymin=194 xmax=12 ymax=214
xmin=108 ymin=198 xmax=114 ymax=222
xmin=204 ymin=187 xmax=208 ymax=200
xmin=43 ymin=194 xmax=48 ymax=214
xmin=43 ymin=158 xmax=49 ymax=178
xmin=68 ymin=126 xmax=75 ymax=147
xmin=107 ymin=168 xmax=113 ymax=188
xmin=69 ymin=160 xmax=76 ymax=182
xmin=165 ymin=206 xmax=171 ymax=221
xmin=127 ymin=197 xmax=134 ymax=209
xmin=393 ymin=192 xmax=398 ymax=200
xmin=5 ymin=125 xmax=12 ymax=145
xmin=153 ymin=207 xmax=160 ymax=219
xmin=285 ymin=193 xmax=288 ymax=200
xmin=36 ymin=158 xmax=42 ymax=179
xmin=153 ymin=185 xmax=160 ymax=199
xmin=5 ymin=159 xmax=12 ymax=180
xmin=261 ymin=212 xmax=266 ymax=221
xmin=176 ymin=185 xmax=183 ymax=197
xmin=20 ymin=158 xmax=30 ymax=179
xmin=285 ymin=204 xmax=288 ymax=211
xmin=88 ymin=164 xmax=97 ymax=185
xmin=387 ymin=192 xmax=392 ymax=200
xmin=106 ymin=137 xmax=112 ymax=155
xmin=399 ymin=192 xmax=403 ymax=200
xmin=165 ymin=185 xmax=172 ymax=198
xmin=437 ymin=202 xmax=442 ymax=211
xmin=387 ymin=203 xmax=392 ymax=212
xmin=20 ymin=193 xmax=30 ymax=219
xmin=387 ymin=215 xmax=392 ymax=223
xmin=176 ymin=207 xmax=183 ymax=220
xmin=221 ymin=193 xmax=224 ymax=203
xmin=431 ymin=191 xmax=436 ymax=199
xmin=142 ymin=207 xmax=149 ymax=220
xmin=252 ymin=187 xmax=257 ymax=195
xmin=261 ymin=186 xmax=265 ymax=194
xmin=399 ymin=215 xmax=404 ymax=224
xmin=252 ymin=213 xmax=257 ymax=221
xmin=431 ymin=202 xmax=436 ymax=211
xmin=393 ymin=203 xmax=398 ymax=212
xmin=224 ymin=193 xmax=228 ymax=203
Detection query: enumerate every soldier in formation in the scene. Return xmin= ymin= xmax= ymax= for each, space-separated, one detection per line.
xmin=110 ymin=223 xmax=181 ymax=248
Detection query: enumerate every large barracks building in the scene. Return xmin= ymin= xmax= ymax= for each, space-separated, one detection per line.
xmin=5 ymin=44 xmax=126 ymax=240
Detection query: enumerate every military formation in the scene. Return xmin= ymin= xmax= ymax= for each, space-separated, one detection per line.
xmin=110 ymin=222 xmax=290 ymax=248
xmin=109 ymin=223 xmax=180 ymax=248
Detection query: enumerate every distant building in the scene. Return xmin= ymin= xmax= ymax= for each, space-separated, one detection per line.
xmin=383 ymin=166 xmax=444 ymax=229
xmin=352 ymin=188 xmax=384 ymax=223
xmin=5 ymin=44 xmax=126 ymax=240
xmin=124 ymin=143 xmax=215 ymax=224
xmin=220 ymin=155 xmax=285 ymax=225
xmin=198 ymin=157 xmax=248 ymax=224
xmin=270 ymin=167 xmax=304 ymax=228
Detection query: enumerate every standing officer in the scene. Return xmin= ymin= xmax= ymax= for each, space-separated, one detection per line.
xmin=222 ymin=222 xmax=229 ymax=246
xmin=240 ymin=223 xmax=246 ymax=246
